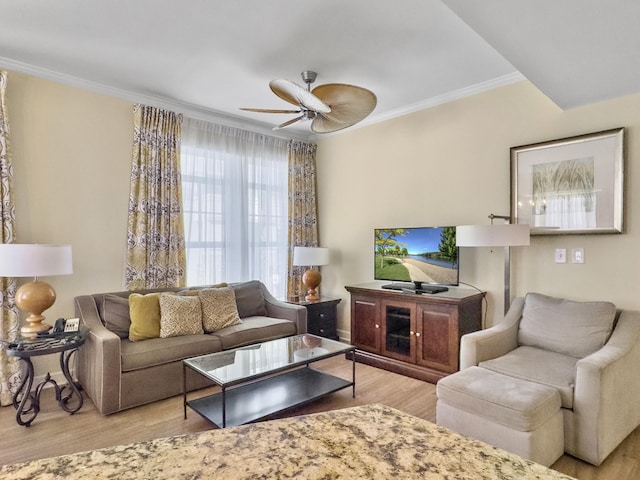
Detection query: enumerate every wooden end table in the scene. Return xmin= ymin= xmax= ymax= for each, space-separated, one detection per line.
xmin=286 ymin=296 xmax=341 ymax=340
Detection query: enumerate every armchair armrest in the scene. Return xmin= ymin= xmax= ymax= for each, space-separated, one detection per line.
xmin=74 ymin=295 xmax=123 ymax=415
xmin=459 ymin=296 xmax=524 ymax=370
xmin=573 ymin=309 xmax=640 ymax=465
xmin=259 ymin=283 xmax=307 ymax=334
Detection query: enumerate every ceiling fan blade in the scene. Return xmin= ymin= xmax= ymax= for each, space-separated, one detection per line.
xmin=240 ymin=108 xmax=302 ymax=114
xmin=273 ymin=115 xmax=305 ymax=130
xmin=270 ymin=79 xmax=331 ymax=114
xmin=310 ymin=115 xmax=350 ymax=134
xmin=311 ymin=83 xmax=377 ymax=133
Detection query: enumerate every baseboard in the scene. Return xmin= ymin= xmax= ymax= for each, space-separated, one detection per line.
xmin=337 ymin=328 xmax=351 ymax=343
xmin=31 ymin=369 xmax=77 ymax=391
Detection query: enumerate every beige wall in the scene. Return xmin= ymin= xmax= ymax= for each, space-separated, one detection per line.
xmin=6 ymin=71 xmax=640 ymax=371
xmin=6 ymin=71 xmax=133 ymax=374
xmin=316 ymin=81 xmax=640 ymax=337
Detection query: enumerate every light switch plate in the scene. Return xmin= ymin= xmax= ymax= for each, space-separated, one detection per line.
xmin=554 ymin=248 xmax=567 ymax=263
xmin=572 ymin=248 xmax=585 ymax=264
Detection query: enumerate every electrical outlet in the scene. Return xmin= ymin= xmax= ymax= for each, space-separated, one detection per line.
xmin=554 ymin=248 xmax=567 ymax=263
xmin=572 ymin=248 xmax=585 ymax=264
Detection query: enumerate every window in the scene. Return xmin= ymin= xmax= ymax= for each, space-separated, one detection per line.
xmin=180 ymin=118 xmax=289 ymax=298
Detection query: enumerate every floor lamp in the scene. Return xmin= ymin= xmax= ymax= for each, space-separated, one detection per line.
xmin=457 ymin=214 xmax=530 ymax=314
xmin=0 ymin=244 xmax=73 ymax=335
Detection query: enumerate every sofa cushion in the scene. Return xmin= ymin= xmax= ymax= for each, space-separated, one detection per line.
xmin=210 ymin=316 xmax=296 ymax=350
xmin=120 ymin=334 xmax=223 ymax=372
xmin=129 ymin=292 xmax=167 ymax=341
xmin=231 ymin=281 xmax=267 ymax=318
xmin=199 ymin=287 xmax=242 ymax=333
xmin=159 ymin=294 xmax=204 ymax=338
xmin=518 ymin=292 xmax=616 ymax=358
xmin=479 ymin=346 xmax=578 ymax=409
xmin=102 ymin=294 xmax=131 ymax=339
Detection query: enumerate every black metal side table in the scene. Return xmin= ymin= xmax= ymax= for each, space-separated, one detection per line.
xmin=1 ymin=327 xmax=87 ymax=427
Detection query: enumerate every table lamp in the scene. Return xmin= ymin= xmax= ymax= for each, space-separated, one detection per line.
xmin=0 ymin=244 xmax=73 ymax=335
xmin=293 ymin=246 xmax=329 ymax=301
xmin=456 ymin=214 xmax=529 ymax=314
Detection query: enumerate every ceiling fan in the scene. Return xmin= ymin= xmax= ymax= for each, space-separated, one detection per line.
xmin=241 ymin=71 xmax=377 ymax=134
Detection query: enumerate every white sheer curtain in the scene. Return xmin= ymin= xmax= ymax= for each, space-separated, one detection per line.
xmin=180 ymin=118 xmax=289 ymax=298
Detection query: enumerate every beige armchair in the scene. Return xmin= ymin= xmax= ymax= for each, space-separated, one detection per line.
xmin=458 ymin=292 xmax=640 ymax=466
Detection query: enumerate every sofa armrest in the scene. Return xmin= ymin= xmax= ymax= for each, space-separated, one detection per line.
xmin=459 ymin=296 xmax=524 ymax=370
xmin=74 ymin=295 xmax=123 ymax=415
xmin=258 ymin=283 xmax=307 ymax=334
xmin=573 ymin=309 xmax=640 ymax=465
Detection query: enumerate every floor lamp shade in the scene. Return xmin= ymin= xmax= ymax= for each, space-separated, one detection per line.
xmin=456 ymin=223 xmax=530 ymax=315
xmin=293 ymin=247 xmax=329 ymax=301
xmin=0 ymin=244 xmax=73 ymax=335
xmin=456 ymin=224 xmax=530 ymax=247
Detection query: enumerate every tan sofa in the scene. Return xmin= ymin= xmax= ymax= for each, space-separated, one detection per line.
xmin=74 ymin=280 xmax=306 ymax=415
xmin=438 ymin=292 xmax=640 ymax=466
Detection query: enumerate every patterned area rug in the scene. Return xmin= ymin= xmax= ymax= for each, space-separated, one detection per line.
xmin=1 ymin=403 xmax=575 ymax=479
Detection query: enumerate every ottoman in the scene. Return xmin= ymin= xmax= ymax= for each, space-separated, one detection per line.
xmin=436 ymin=366 xmax=564 ymax=467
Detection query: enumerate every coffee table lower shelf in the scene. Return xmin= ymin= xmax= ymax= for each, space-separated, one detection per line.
xmin=187 ymin=367 xmax=353 ymax=428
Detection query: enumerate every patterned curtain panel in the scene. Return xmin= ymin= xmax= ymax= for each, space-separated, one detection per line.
xmin=125 ymin=104 xmax=186 ymax=290
xmin=0 ymin=71 xmax=21 ymax=407
xmin=287 ymin=140 xmax=319 ymax=299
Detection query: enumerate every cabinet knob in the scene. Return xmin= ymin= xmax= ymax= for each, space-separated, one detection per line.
xmin=375 ymin=324 xmax=380 ymax=329
xmin=319 ymin=313 xmax=325 ymax=319
xmin=416 ymin=332 xmax=421 ymax=337
xmin=410 ymin=331 xmax=415 ymax=336
xmin=320 ymin=328 xmax=325 ymax=334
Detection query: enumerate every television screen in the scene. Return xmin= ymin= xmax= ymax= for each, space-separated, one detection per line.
xmin=374 ymin=226 xmax=459 ymax=286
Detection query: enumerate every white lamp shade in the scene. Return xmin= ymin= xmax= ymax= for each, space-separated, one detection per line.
xmin=456 ymin=224 xmax=530 ymax=247
xmin=0 ymin=244 xmax=73 ymax=277
xmin=293 ymin=247 xmax=329 ymax=267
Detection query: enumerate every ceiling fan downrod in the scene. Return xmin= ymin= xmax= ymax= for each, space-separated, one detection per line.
xmin=300 ymin=70 xmax=317 ymax=90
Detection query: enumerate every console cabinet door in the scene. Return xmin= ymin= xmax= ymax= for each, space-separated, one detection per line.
xmin=351 ymin=296 xmax=380 ymax=353
xmin=416 ymin=303 xmax=459 ymax=372
xmin=380 ymin=299 xmax=416 ymax=362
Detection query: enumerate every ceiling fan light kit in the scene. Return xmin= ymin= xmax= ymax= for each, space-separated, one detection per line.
xmin=241 ymin=71 xmax=377 ymax=134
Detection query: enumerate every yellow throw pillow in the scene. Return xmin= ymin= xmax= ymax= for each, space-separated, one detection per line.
xmin=128 ymin=292 xmax=166 ymax=341
xmin=159 ymin=294 xmax=204 ymax=338
xmin=199 ymin=287 xmax=242 ymax=333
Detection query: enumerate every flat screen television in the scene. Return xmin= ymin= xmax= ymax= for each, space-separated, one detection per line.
xmin=374 ymin=226 xmax=459 ymax=289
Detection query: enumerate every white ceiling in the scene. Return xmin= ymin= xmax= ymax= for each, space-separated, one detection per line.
xmin=0 ymin=0 xmax=638 ymax=140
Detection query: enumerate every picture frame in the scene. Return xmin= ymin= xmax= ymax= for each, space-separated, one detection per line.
xmin=510 ymin=128 xmax=624 ymax=235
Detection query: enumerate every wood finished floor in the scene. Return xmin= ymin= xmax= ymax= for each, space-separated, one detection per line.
xmin=1 ymin=355 xmax=639 ymax=479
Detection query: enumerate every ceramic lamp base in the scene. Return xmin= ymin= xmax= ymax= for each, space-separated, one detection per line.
xmin=16 ymin=280 xmax=56 ymax=336
xmin=302 ymin=268 xmax=321 ymax=302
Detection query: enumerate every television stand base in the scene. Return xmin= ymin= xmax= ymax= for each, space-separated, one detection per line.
xmin=381 ymin=282 xmax=449 ymax=294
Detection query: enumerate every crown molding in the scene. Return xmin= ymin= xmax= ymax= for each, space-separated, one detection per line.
xmin=2 ymin=56 xmax=525 ymax=143
xmin=359 ymin=71 xmax=527 ymax=128
xmin=0 ymin=56 xmax=313 ymax=142
xmin=308 ymin=71 xmax=526 ymax=140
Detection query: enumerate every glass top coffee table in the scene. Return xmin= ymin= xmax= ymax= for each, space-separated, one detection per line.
xmin=183 ymin=334 xmax=356 ymax=428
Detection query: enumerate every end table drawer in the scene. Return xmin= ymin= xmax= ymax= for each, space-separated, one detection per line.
xmin=308 ymin=316 xmax=337 ymax=339
xmin=307 ymin=304 xmax=334 ymax=323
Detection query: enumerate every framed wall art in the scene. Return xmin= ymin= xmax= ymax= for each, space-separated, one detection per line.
xmin=510 ymin=128 xmax=624 ymax=235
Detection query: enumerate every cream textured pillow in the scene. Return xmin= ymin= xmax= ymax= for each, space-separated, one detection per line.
xmin=159 ymin=294 xmax=204 ymax=338
xmin=199 ymin=287 xmax=242 ymax=333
